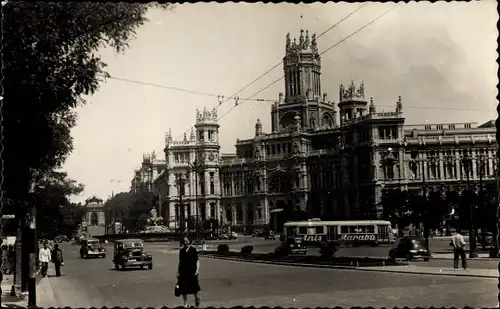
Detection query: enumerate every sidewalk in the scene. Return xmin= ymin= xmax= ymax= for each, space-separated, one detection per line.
xmin=362 ymin=264 xmax=497 ymax=278
xmin=1 ymin=275 xmax=27 ymax=308
xmin=432 ymin=252 xmax=494 ymax=260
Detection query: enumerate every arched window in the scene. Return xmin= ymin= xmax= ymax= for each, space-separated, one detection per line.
xmin=90 ymin=212 xmax=98 ymax=226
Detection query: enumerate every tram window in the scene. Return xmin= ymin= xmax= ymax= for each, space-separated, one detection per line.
xmin=315 ymin=226 xmax=324 ymax=234
xmin=348 ymin=226 xmax=358 ymax=233
xmin=298 ymin=227 xmax=307 ymax=234
xmin=366 ymin=226 xmax=375 ymax=233
xmin=341 ymin=226 xmax=349 ymax=234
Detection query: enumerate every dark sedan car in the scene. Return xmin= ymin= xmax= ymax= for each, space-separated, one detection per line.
xmin=113 ymin=239 xmax=153 ymax=270
xmin=389 ymin=237 xmax=431 ymax=262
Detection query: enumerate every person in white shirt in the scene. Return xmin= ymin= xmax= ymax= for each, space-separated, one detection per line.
xmin=450 ymin=229 xmax=467 ymax=270
xmin=39 ymin=242 xmax=51 ymax=277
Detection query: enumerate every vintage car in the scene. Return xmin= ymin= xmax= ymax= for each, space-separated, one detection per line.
xmin=388 ymin=236 xmax=431 ymax=262
xmin=80 ymin=238 xmax=106 ymax=258
xmin=113 ymin=239 xmax=153 ymax=271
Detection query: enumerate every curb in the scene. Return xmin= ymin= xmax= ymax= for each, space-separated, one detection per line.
xmin=201 ymin=255 xmax=497 ymax=279
xmin=431 ymin=257 xmax=498 ymax=261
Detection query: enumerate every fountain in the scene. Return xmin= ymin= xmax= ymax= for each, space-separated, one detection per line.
xmin=140 ymin=208 xmax=169 ymax=234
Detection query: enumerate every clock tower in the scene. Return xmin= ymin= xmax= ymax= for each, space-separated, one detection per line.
xmin=194 ymin=107 xmax=222 ymax=223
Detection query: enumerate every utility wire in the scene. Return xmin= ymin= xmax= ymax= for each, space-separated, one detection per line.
xmin=176 ymin=3 xmax=369 ymax=139
xmin=99 ymin=74 xmax=275 ymax=102
xmin=218 ymin=4 xmax=400 ymax=122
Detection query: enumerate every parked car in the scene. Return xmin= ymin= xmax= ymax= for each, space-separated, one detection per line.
xmin=274 ymin=236 xmax=307 ymax=256
xmin=80 ymin=238 xmax=106 ymax=258
xmin=478 ymin=232 xmax=494 ymax=249
xmin=264 ymin=231 xmax=276 ymax=240
xmin=113 ymin=239 xmax=153 ymax=271
xmin=388 ymin=237 xmax=431 ymax=262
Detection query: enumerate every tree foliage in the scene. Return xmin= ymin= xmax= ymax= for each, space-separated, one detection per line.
xmin=105 ymin=191 xmax=155 ymax=233
xmin=2 ymin=2 xmax=169 ymax=206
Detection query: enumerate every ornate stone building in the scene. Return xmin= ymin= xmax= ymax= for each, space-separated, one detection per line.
xmin=149 ymin=30 xmax=496 ymax=233
xmin=130 ymin=151 xmax=166 ymax=193
xmin=158 ymin=108 xmax=223 ymax=229
xmin=83 ymin=196 xmax=106 ymax=237
xmin=216 ymin=30 xmax=497 ymax=233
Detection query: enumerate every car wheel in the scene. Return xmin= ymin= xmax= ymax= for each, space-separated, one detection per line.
xmin=80 ymin=253 xmax=84 ymax=258
xmin=115 ymin=263 xmax=120 ymax=271
xmin=102 ymin=254 xmax=106 ymax=258
xmin=148 ymin=264 xmax=153 ymax=270
xmin=406 ymin=254 xmax=413 ymax=262
xmin=121 ymin=264 xmax=126 ymax=271
xmin=423 ymin=257 xmax=430 ymax=261
xmin=140 ymin=265 xmax=144 ymax=269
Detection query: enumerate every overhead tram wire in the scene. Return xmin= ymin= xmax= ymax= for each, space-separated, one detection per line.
xmin=176 ymin=3 xmax=369 ymax=139
xmin=217 ymin=3 xmax=401 ymax=122
xmin=98 ymin=74 xmax=275 ymax=103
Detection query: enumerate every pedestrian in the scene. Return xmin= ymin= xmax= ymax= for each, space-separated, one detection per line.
xmin=51 ymin=244 xmax=64 ymax=277
xmin=177 ymin=237 xmax=201 ymax=308
xmin=1 ymin=245 xmax=10 ymax=275
xmin=38 ymin=242 xmax=51 ymax=277
xmin=450 ymin=228 xmax=467 ymax=270
xmin=8 ymin=245 xmax=15 ymax=274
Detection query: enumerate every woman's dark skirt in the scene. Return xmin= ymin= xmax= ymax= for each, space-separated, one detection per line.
xmin=178 ymin=274 xmax=201 ymax=295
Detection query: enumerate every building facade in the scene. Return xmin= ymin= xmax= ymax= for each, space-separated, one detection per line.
xmin=146 ymin=29 xmax=496 ymax=233
xmin=130 ymin=151 xmax=166 ymax=193
xmin=216 ymin=30 xmax=497 ymax=233
xmin=83 ymin=196 xmax=106 ymax=237
xmin=157 ymin=108 xmax=223 ymax=229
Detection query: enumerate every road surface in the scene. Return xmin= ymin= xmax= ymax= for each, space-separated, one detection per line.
xmin=39 ymin=242 xmax=497 ymax=308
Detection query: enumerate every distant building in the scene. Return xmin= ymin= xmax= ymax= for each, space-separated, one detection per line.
xmin=147 ymin=29 xmax=496 ymax=234
xmin=83 ymin=196 xmax=106 ymax=237
xmin=130 ymin=151 xmax=167 ymax=193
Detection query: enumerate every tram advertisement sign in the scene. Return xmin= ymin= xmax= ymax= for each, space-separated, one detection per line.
xmin=339 ymin=234 xmax=377 ymax=242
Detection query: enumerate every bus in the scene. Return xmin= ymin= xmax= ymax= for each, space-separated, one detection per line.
xmin=283 ymin=219 xmax=395 ymax=247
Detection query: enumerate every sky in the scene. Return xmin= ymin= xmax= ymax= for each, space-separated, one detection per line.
xmin=63 ymin=2 xmax=499 ymax=203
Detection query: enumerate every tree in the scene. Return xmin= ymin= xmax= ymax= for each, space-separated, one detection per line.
xmin=104 ymin=191 xmax=155 ymax=233
xmin=2 ymin=2 xmax=170 ymax=212
xmin=1 ymin=170 xmax=86 ymax=238
xmin=426 ymin=190 xmax=449 ymax=230
xmin=381 ymin=189 xmax=414 ymax=234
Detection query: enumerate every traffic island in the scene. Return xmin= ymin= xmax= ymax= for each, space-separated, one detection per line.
xmin=201 ymin=250 xmax=399 ymax=268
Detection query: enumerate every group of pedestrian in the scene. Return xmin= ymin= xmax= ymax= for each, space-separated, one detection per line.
xmin=38 ymin=242 xmax=64 ymax=277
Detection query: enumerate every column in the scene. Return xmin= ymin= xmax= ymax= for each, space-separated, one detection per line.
xmin=231 ymin=204 xmax=237 ymax=225
xmin=438 ymin=150 xmax=444 ymax=180
xmin=472 ymin=149 xmax=477 ymax=180
xmin=242 ymin=203 xmax=248 ymax=225
xmin=263 ymin=196 xmax=270 ymax=224
xmin=455 ymin=149 xmax=461 ymax=180
xmin=488 ymin=149 xmax=494 ymax=177
xmin=398 ymin=149 xmax=405 ymax=179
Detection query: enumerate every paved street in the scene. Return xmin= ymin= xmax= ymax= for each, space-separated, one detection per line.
xmin=36 ymin=242 xmax=498 ymax=308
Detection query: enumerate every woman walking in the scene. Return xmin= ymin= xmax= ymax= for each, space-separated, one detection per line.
xmin=177 ymin=237 xmax=201 ymax=308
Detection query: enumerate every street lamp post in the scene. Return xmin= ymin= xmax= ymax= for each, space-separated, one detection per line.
xmin=188 ymin=159 xmax=204 ymax=241
xmin=461 ymin=153 xmax=479 ymax=258
xmin=176 ymin=173 xmax=187 ymax=246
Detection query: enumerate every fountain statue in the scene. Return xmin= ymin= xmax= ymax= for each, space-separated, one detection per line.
xmin=141 ymin=207 xmax=169 ymax=234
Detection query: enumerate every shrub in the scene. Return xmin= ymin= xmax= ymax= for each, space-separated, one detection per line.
xmin=217 ymin=244 xmax=230 ymax=252
xmin=273 ymin=245 xmax=288 ymax=257
xmin=319 ymin=244 xmax=338 ymax=259
xmin=241 ymin=245 xmax=253 ymax=255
